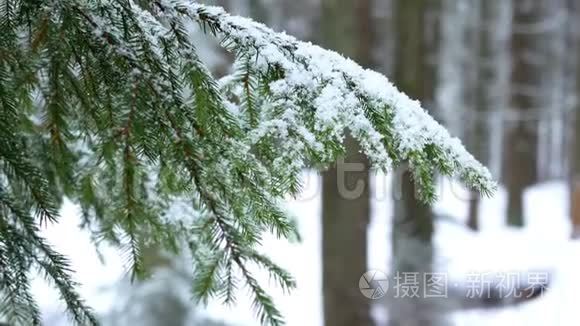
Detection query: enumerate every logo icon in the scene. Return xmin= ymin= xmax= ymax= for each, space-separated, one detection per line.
xmin=359 ymin=270 xmax=389 ymax=299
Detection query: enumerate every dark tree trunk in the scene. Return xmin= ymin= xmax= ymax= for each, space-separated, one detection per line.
xmin=391 ymin=0 xmax=437 ymax=265
xmin=322 ymin=135 xmax=373 ymax=326
xmin=505 ymin=0 xmax=552 ymax=226
xmin=569 ymin=0 xmax=580 ymax=237
xmin=567 ymin=1 xmax=580 ymax=173
xmin=320 ymin=1 xmax=374 ymax=326
xmin=466 ymin=0 xmax=500 ymax=231
xmin=248 ymin=0 xmax=268 ymax=24
xmin=467 ymin=196 xmax=480 ymax=231
xmin=389 ymin=0 xmax=442 ymax=325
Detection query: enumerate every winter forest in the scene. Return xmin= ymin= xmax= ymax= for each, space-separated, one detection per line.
xmin=1 ymin=0 xmax=580 ymax=325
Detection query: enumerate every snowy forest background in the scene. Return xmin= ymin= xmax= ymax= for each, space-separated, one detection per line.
xmin=32 ymin=0 xmax=580 ymax=325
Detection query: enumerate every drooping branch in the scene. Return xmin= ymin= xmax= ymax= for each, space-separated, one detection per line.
xmin=0 ymin=1 xmax=497 ymax=325
xmin=156 ymin=0 xmax=496 ymax=198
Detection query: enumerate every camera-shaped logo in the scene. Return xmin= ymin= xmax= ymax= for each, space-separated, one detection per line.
xmin=359 ymin=270 xmax=389 ymax=299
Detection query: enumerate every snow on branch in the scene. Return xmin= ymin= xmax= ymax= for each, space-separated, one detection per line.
xmin=0 ymin=0 xmax=499 ymax=324
xmin=158 ymin=0 xmax=497 ymax=197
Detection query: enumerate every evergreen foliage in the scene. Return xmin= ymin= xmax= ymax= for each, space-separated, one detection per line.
xmin=0 ymin=1 xmax=496 ymax=325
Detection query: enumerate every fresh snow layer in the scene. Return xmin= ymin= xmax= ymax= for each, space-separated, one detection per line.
xmin=158 ymin=1 xmax=496 ymax=194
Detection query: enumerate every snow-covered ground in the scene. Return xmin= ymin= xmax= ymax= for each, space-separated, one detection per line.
xmin=34 ymin=172 xmax=579 ymax=325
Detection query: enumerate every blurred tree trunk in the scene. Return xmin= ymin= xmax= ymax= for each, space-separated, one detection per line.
xmin=320 ymin=1 xmax=374 ymax=326
xmin=571 ymin=0 xmax=580 ymax=179
xmin=504 ymin=0 xmax=553 ymax=226
xmin=389 ymin=0 xmax=443 ymax=325
xmin=570 ymin=0 xmax=580 ymax=237
xmin=466 ymin=0 xmax=501 ymax=231
xmin=248 ymin=0 xmax=268 ymax=24
xmin=391 ymin=0 xmax=436 ymax=268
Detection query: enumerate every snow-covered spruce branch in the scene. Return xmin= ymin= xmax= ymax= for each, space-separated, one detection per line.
xmin=0 ymin=0 xmax=495 ymax=325
xmin=158 ymin=0 xmax=496 ymax=196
